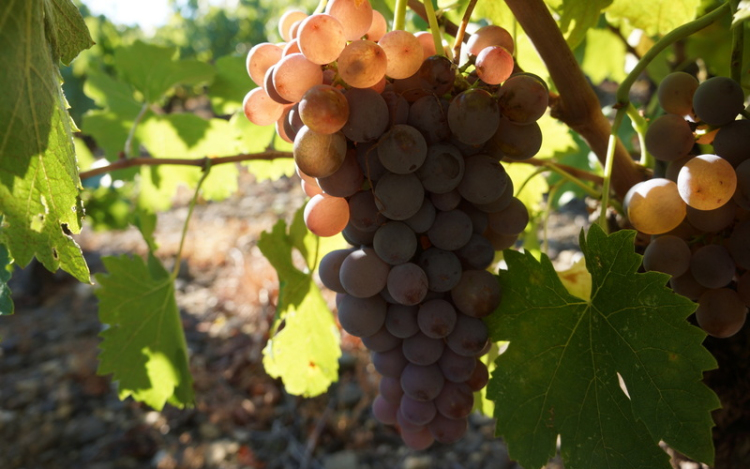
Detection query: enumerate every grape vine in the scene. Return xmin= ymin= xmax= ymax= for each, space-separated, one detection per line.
xmin=1 ymin=0 xmax=749 ymax=467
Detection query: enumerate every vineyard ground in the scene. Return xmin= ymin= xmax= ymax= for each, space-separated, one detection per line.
xmin=0 ymin=170 xmax=703 ymax=469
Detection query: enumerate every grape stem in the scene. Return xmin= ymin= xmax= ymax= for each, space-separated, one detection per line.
xmin=171 ymin=159 xmax=212 ymax=280
xmin=313 ymin=0 xmax=329 ymax=15
xmin=423 ymin=0 xmax=445 ymax=56
xmin=394 ymin=0 xmax=408 ymax=30
xmin=625 ymin=103 xmax=654 ymax=168
xmin=452 ymin=0 xmax=478 ymax=63
xmin=598 ymin=107 xmax=627 ymax=234
xmin=502 ymin=0 xmax=646 ymax=199
xmin=407 ymin=0 xmax=462 ymax=40
xmin=78 ymin=151 xmax=292 ymax=180
xmin=730 ymin=0 xmax=745 ymax=84
xmin=615 ymin=2 xmax=731 ymax=106
xmin=124 ymin=102 xmax=149 ymax=158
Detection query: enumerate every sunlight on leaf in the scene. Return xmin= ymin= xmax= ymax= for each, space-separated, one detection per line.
xmin=258 ymin=212 xmax=344 ymax=397
xmin=0 ymin=0 xmax=90 ymax=283
xmin=95 ymin=254 xmax=194 ymax=410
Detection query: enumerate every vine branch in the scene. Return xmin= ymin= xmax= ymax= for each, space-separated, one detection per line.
xmin=78 ymin=151 xmax=292 ymax=180
xmin=502 ymin=0 xmax=647 ymax=200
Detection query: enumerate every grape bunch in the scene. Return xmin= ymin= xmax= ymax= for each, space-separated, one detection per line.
xmin=625 ymin=72 xmax=750 ymax=339
xmin=242 ymin=0 xmax=547 ymax=449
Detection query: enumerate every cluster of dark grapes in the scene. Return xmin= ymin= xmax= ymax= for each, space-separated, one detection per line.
xmin=242 ymin=0 xmax=549 ymax=449
xmin=624 ymin=72 xmax=749 ymax=338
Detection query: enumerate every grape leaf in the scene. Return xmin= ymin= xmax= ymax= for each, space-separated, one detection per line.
xmin=0 ymin=0 xmax=90 ymax=283
xmin=605 ymin=0 xmax=699 ymax=36
xmin=114 ymin=41 xmax=215 ymax=103
xmin=0 ymin=242 xmax=13 ymax=316
xmin=95 ymin=253 xmax=194 ymax=410
xmin=546 ymin=0 xmax=613 ymax=48
xmin=258 ymin=210 xmax=342 ymax=397
xmin=45 ymin=0 xmax=95 ymax=65
xmin=230 ymin=112 xmax=296 ymax=182
xmin=486 ymin=224 xmax=720 ymax=469
xmin=135 ymin=114 xmax=240 ymax=211
xmin=210 ymin=55 xmax=255 ymax=115
xmin=581 ymin=28 xmax=627 ymax=85
xmin=83 ymin=69 xmax=142 ymax=116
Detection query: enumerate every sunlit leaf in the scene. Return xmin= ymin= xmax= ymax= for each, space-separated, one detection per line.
xmin=605 ymin=0 xmax=700 ymax=36
xmin=0 ymin=0 xmax=90 ymax=283
xmin=95 ymin=253 xmax=194 ymax=410
xmin=210 ymin=55 xmax=255 ymax=115
xmin=258 ymin=213 xmax=342 ymax=397
xmin=114 ymin=40 xmax=215 ymax=103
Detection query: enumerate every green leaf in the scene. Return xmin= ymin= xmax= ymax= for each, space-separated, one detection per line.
xmin=0 ymin=243 xmax=13 ymax=316
xmin=0 ymin=0 xmax=89 ymax=283
xmin=81 ymin=109 xmax=147 ymax=163
xmin=258 ymin=214 xmax=342 ymax=397
xmin=44 ymin=0 xmax=95 ymax=65
xmin=135 ymin=114 xmax=240 ymax=211
xmin=83 ymin=69 xmax=142 ymax=116
xmin=95 ymin=253 xmax=194 ymax=410
xmin=547 ymin=0 xmax=613 ymax=48
xmin=230 ymin=112 xmax=296 ymax=182
xmin=605 ymin=0 xmax=700 ymax=36
xmin=580 ymin=27 xmax=628 ymax=85
xmin=486 ymin=225 xmax=720 ymax=469
xmin=210 ymin=55 xmax=255 ymax=115
xmin=114 ymin=40 xmax=215 ymax=103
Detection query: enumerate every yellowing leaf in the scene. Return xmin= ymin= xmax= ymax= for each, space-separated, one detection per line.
xmin=95 ymin=254 xmax=194 ymax=410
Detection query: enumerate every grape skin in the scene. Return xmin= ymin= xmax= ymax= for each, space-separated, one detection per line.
xmin=644 ymin=114 xmax=695 ymax=163
xmin=695 ymin=288 xmax=748 ymax=338
xmin=692 ymin=76 xmax=745 ymax=126
xmin=657 ymin=71 xmax=698 ymax=117
xmin=624 ymin=178 xmax=686 ymax=235
xmin=677 ymin=154 xmax=737 ymax=210
xmin=642 ymin=235 xmax=690 ymax=277
xmin=293 ymin=126 xmax=347 ymax=178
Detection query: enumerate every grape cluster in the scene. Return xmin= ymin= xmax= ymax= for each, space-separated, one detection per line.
xmin=627 ymin=72 xmax=750 ymax=338
xmin=242 ymin=0 xmax=547 ymax=449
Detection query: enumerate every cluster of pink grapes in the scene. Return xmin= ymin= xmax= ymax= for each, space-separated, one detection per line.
xmin=243 ymin=0 xmax=550 ymax=449
xmin=624 ymin=72 xmax=749 ymax=338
